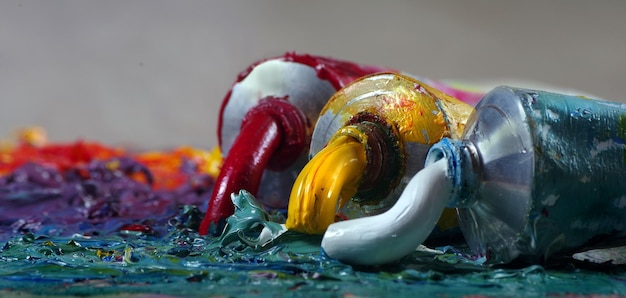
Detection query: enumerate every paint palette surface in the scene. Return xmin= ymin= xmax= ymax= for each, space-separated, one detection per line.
xmin=1 ymin=131 xmax=626 ymax=297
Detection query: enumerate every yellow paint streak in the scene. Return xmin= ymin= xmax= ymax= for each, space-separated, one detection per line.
xmin=136 ymin=145 xmax=223 ymax=180
xmin=123 ymin=246 xmax=134 ymax=264
xmin=286 ymin=135 xmax=367 ymax=234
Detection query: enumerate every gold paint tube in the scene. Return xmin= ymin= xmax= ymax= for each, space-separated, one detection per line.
xmin=286 ymin=72 xmax=474 ymax=235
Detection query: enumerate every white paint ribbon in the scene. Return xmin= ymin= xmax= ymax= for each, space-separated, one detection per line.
xmin=321 ymin=159 xmax=451 ymax=265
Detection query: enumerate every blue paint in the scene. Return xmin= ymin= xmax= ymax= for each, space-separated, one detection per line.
xmin=426 ymin=86 xmax=626 ymax=264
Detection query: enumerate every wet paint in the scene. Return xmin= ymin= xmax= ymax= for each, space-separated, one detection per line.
xmin=0 ymin=131 xmax=219 ymax=241
xmin=286 ymin=72 xmax=474 ymax=234
xmin=321 ymin=159 xmax=451 ymax=265
xmin=320 ymin=86 xmax=626 ymax=266
xmin=0 ymin=162 xmax=626 ymax=297
xmin=287 ymin=134 xmax=367 ymax=234
xmin=201 ymin=53 xmax=392 ymax=236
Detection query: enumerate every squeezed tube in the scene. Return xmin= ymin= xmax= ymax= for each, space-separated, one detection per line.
xmin=286 ymin=72 xmax=475 ymax=234
xmin=323 ymin=86 xmax=626 ymax=266
xmin=201 ymin=97 xmax=305 ymax=232
xmin=287 ymin=132 xmax=367 ymax=234
xmin=199 ymin=53 xmax=391 ymax=235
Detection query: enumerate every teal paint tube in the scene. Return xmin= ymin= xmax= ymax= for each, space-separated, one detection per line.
xmin=426 ymin=86 xmax=626 ymax=264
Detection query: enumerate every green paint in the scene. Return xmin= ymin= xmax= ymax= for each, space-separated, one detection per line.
xmin=1 ymin=191 xmax=626 ymax=297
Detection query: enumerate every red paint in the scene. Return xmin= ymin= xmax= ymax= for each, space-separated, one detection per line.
xmin=199 ymin=98 xmax=309 ymax=235
xmin=1 ymin=139 xmax=216 ymax=190
xmin=0 ymin=141 xmax=124 ymax=175
xmin=205 ymin=53 xmax=391 ymax=236
xmin=282 ymin=52 xmax=390 ymax=90
xmin=216 ymin=52 xmax=391 ymax=149
xmin=120 ymin=223 xmax=153 ymax=234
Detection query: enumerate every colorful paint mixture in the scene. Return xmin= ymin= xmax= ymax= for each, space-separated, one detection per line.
xmin=200 ymin=53 xmax=484 ymax=236
xmin=0 ymin=128 xmax=221 ymax=242
xmin=2 ymin=54 xmax=626 ymax=297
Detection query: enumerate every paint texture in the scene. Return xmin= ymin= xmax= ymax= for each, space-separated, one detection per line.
xmin=426 ymin=87 xmax=626 ymax=264
xmin=1 ymin=155 xmax=626 ymax=296
xmin=203 ymin=53 xmax=392 ymax=235
xmin=286 ymin=73 xmax=474 ymax=234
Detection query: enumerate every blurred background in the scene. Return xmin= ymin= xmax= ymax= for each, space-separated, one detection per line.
xmin=1 ymin=1 xmax=625 ymax=150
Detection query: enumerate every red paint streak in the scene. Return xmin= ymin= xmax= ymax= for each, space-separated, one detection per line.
xmin=119 ymin=223 xmax=153 ymax=234
xmin=207 ymin=53 xmax=393 ymax=236
xmin=1 ymin=139 xmax=216 ymax=190
xmin=199 ymin=98 xmax=309 ymax=235
xmin=217 ymin=52 xmax=392 ymax=148
xmin=0 ymin=141 xmax=124 ymax=175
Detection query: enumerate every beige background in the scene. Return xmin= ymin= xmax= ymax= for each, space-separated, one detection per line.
xmin=1 ymin=1 xmax=625 ymax=150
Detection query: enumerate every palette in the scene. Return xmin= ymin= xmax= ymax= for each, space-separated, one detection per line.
xmin=1 ymin=129 xmax=625 ymax=297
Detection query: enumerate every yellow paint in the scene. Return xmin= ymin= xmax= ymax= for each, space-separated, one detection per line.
xmin=17 ymin=126 xmax=48 ymax=147
xmin=205 ymin=146 xmax=223 ymax=179
xmin=285 ymin=133 xmax=367 ymax=234
xmin=168 ymin=146 xmax=223 ymax=179
xmin=323 ymin=72 xmax=472 ymax=144
xmin=123 ymin=246 xmax=134 ymax=264
xmin=105 ymin=160 xmax=120 ymax=171
xmin=96 ymin=249 xmax=114 ymax=259
xmin=136 ymin=145 xmax=223 ymax=179
xmin=0 ymin=126 xmax=47 ymax=152
xmin=286 ymin=72 xmax=474 ymax=234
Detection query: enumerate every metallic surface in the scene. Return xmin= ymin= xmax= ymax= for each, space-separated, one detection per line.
xmin=427 ymin=87 xmax=626 ymax=264
xmin=287 ymin=73 xmax=473 ymax=234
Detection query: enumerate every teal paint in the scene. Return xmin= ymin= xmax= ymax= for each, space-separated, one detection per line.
xmin=619 ymin=113 xmax=626 ymax=162
xmin=2 ymin=193 xmax=626 ymax=297
xmin=426 ymin=86 xmax=626 ymax=264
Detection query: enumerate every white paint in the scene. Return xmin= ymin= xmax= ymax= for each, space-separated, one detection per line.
xmin=546 ymin=108 xmax=560 ymax=121
xmin=222 ymin=59 xmax=335 ymax=153
xmin=541 ymin=194 xmax=560 ymax=207
xmin=590 ymin=138 xmax=616 ymax=159
xmin=540 ymin=123 xmax=551 ymax=140
xmin=321 ymin=159 xmax=451 ymax=265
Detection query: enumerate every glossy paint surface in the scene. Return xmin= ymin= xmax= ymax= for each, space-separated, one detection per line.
xmin=205 ymin=54 xmax=391 ymax=235
xmin=427 ymin=87 xmax=626 ymax=264
xmin=287 ymin=73 xmax=473 ymax=234
xmin=1 ymin=132 xmax=626 ymax=296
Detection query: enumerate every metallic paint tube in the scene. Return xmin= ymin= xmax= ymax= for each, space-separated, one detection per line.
xmin=323 ymin=86 xmax=626 ymax=265
xmin=286 ymin=72 xmax=476 ymax=235
xmin=199 ymin=53 xmax=392 ymax=235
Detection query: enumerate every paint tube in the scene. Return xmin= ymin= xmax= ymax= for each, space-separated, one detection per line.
xmin=323 ymin=86 xmax=626 ymax=265
xmin=199 ymin=53 xmax=392 ymax=235
xmin=286 ymin=72 xmax=476 ymax=235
